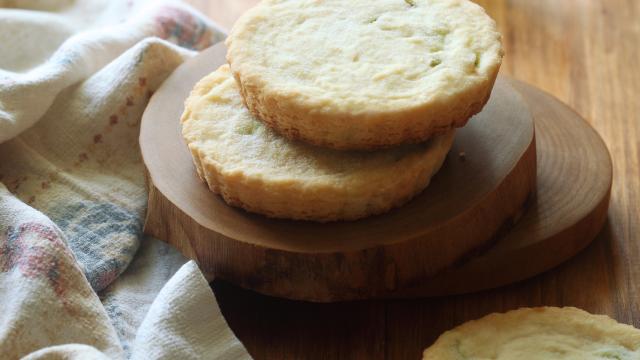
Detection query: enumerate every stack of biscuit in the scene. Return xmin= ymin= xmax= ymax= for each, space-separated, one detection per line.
xmin=181 ymin=0 xmax=503 ymax=222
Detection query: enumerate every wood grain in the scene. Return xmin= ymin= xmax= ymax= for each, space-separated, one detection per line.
xmin=185 ymin=1 xmax=639 ymax=358
xmin=142 ymin=44 xmax=539 ymax=301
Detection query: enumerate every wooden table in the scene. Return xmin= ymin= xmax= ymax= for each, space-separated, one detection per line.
xmin=186 ymin=1 xmax=640 ymax=358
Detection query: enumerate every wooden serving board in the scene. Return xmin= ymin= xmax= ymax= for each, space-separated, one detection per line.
xmin=140 ymin=44 xmax=611 ymax=302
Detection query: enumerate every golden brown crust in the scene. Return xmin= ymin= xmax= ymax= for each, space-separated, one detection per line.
xmin=186 ymin=133 xmax=454 ymax=222
xmin=234 ymin=66 xmax=497 ymax=150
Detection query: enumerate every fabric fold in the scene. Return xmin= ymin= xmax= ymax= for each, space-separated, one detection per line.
xmin=0 ymin=0 xmax=250 ymax=358
xmin=131 ymin=261 xmax=250 ymax=360
xmin=0 ymin=184 xmax=124 ymax=359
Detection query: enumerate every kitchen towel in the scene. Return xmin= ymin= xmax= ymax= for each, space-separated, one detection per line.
xmin=0 ymin=0 xmax=250 ymax=358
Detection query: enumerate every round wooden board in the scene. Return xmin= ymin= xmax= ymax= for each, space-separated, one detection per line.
xmin=140 ymin=44 xmax=611 ymax=302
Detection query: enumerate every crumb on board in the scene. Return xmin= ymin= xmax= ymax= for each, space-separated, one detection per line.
xmin=459 ymin=151 xmax=466 ymax=162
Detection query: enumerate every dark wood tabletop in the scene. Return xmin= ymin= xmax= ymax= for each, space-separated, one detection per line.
xmin=186 ymin=1 xmax=640 ymax=358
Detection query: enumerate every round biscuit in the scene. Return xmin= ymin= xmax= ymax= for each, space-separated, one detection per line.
xmin=423 ymin=307 xmax=640 ymax=359
xmin=181 ymin=65 xmax=455 ymax=222
xmin=226 ymin=0 xmax=502 ymax=150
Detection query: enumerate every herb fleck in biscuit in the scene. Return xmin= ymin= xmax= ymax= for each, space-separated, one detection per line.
xmin=226 ymin=0 xmax=502 ymax=150
xmin=423 ymin=307 xmax=640 ymax=360
xmin=181 ymin=65 xmax=455 ymax=222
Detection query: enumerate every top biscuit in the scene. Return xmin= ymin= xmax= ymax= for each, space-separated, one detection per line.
xmin=226 ymin=0 xmax=503 ymax=150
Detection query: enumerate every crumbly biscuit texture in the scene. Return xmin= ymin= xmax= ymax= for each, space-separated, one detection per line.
xmin=181 ymin=66 xmax=455 ymax=222
xmin=226 ymin=0 xmax=502 ymax=149
xmin=423 ymin=307 xmax=640 ymax=360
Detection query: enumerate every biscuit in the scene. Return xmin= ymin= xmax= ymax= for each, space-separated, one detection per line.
xmin=226 ymin=0 xmax=502 ymax=150
xmin=181 ymin=65 xmax=455 ymax=222
xmin=423 ymin=307 xmax=640 ymax=359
